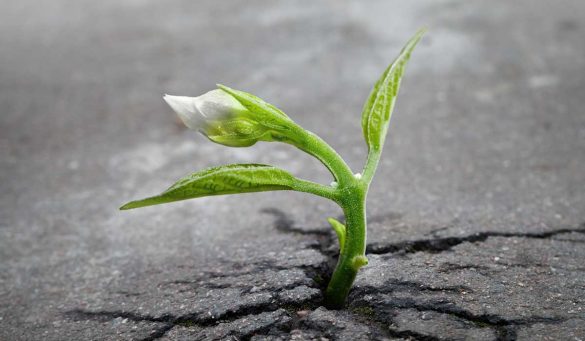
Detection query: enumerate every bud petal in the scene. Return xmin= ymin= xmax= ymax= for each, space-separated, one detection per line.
xmin=164 ymin=89 xmax=247 ymax=132
xmin=163 ymin=94 xmax=206 ymax=130
xmin=193 ymin=89 xmax=247 ymax=120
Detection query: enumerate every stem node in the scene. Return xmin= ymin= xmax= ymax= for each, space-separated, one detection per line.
xmin=351 ymin=255 xmax=369 ymax=270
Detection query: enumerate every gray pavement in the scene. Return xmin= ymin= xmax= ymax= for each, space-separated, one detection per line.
xmin=1 ymin=0 xmax=584 ymax=340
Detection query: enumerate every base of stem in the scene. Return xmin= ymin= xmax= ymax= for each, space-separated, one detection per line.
xmin=324 ymin=255 xmax=361 ymax=309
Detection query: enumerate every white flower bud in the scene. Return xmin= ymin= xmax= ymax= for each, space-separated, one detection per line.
xmin=163 ymin=89 xmax=247 ymax=131
xmin=163 ymin=86 xmax=301 ymax=148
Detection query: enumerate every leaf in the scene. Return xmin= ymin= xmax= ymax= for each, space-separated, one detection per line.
xmin=361 ymin=28 xmax=426 ymax=151
xmin=327 ymin=217 xmax=346 ymax=254
xmin=217 ymin=84 xmax=294 ymax=130
xmin=205 ymin=118 xmax=270 ymax=147
xmin=120 ymin=164 xmax=296 ymax=210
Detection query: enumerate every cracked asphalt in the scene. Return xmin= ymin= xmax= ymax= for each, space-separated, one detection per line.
xmin=1 ymin=1 xmax=584 ymax=340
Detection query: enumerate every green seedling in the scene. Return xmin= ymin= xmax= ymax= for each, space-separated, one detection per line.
xmin=121 ymin=29 xmax=425 ymax=308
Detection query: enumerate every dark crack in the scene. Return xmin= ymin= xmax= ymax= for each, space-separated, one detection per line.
xmin=162 ymin=280 xmax=232 ymax=291
xmin=352 ymin=278 xmax=472 ymax=296
xmin=348 ymin=308 xmax=444 ymax=341
xmin=66 ymin=293 xmax=316 ymax=341
xmin=386 ymin=278 xmax=472 ymax=293
xmin=366 ymin=224 xmax=585 ymax=255
xmin=262 ymin=207 xmax=402 ymax=235
xmin=382 ymin=328 xmax=442 ymax=341
xmin=261 ymin=207 xmax=339 ymax=290
xmin=437 ymin=263 xmax=492 ymax=273
xmin=233 ymin=312 xmax=292 ymax=340
xmin=352 ymin=282 xmax=568 ymax=326
xmin=64 ymin=310 xmax=174 ymax=341
xmin=350 ymin=288 xmax=569 ymax=341
xmin=261 ymin=207 xmax=332 ymax=236
xmin=115 ymin=290 xmax=144 ymax=297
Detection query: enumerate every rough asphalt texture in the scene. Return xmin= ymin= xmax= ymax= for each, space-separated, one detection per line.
xmin=1 ymin=1 xmax=584 ymax=340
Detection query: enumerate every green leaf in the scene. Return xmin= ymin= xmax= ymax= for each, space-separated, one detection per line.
xmin=361 ymin=28 xmax=426 ymax=151
xmin=327 ymin=217 xmax=346 ymax=254
xmin=217 ymin=84 xmax=294 ymax=130
xmin=205 ymin=118 xmax=270 ymax=147
xmin=120 ymin=164 xmax=296 ymax=210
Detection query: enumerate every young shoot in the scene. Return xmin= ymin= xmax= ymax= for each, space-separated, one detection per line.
xmin=121 ymin=29 xmax=426 ymax=308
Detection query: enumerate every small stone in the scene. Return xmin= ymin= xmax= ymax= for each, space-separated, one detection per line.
xmin=111 ymin=317 xmax=128 ymax=327
xmin=297 ymin=310 xmax=310 ymax=318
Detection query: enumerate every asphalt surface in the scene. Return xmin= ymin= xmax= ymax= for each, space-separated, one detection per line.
xmin=1 ymin=0 xmax=584 ymax=340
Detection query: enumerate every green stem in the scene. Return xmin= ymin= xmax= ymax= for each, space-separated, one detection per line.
xmin=282 ymin=124 xmax=377 ymax=308
xmin=325 ymin=182 xmax=368 ymax=308
xmin=288 ymin=127 xmax=355 ymax=186
xmin=362 ymin=148 xmax=382 ymax=184
xmin=291 ymin=178 xmax=338 ymax=201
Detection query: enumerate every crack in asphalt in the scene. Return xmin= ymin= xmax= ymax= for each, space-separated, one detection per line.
xmin=351 ymin=280 xmax=571 ymax=341
xmin=67 ymin=294 xmax=314 ymax=341
xmin=366 ymin=224 xmax=585 ymax=255
xmin=65 ymin=212 xmax=584 ymax=340
xmin=372 ymin=278 xmax=473 ymax=294
xmin=65 ymin=209 xmax=332 ymax=340
xmin=64 ymin=310 xmax=173 ymax=341
xmin=260 ymin=207 xmax=333 ymax=237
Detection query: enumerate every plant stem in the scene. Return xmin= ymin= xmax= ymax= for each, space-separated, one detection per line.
xmin=288 ymin=127 xmax=355 ymax=186
xmin=325 ymin=181 xmax=368 ymax=309
xmin=285 ymin=124 xmax=377 ymax=308
xmin=291 ymin=178 xmax=339 ymax=201
xmin=362 ymin=148 xmax=382 ymax=184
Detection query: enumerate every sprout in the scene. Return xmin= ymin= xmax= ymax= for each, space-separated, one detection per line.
xmin=122 ymin=29 xmax=426 ymax=308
